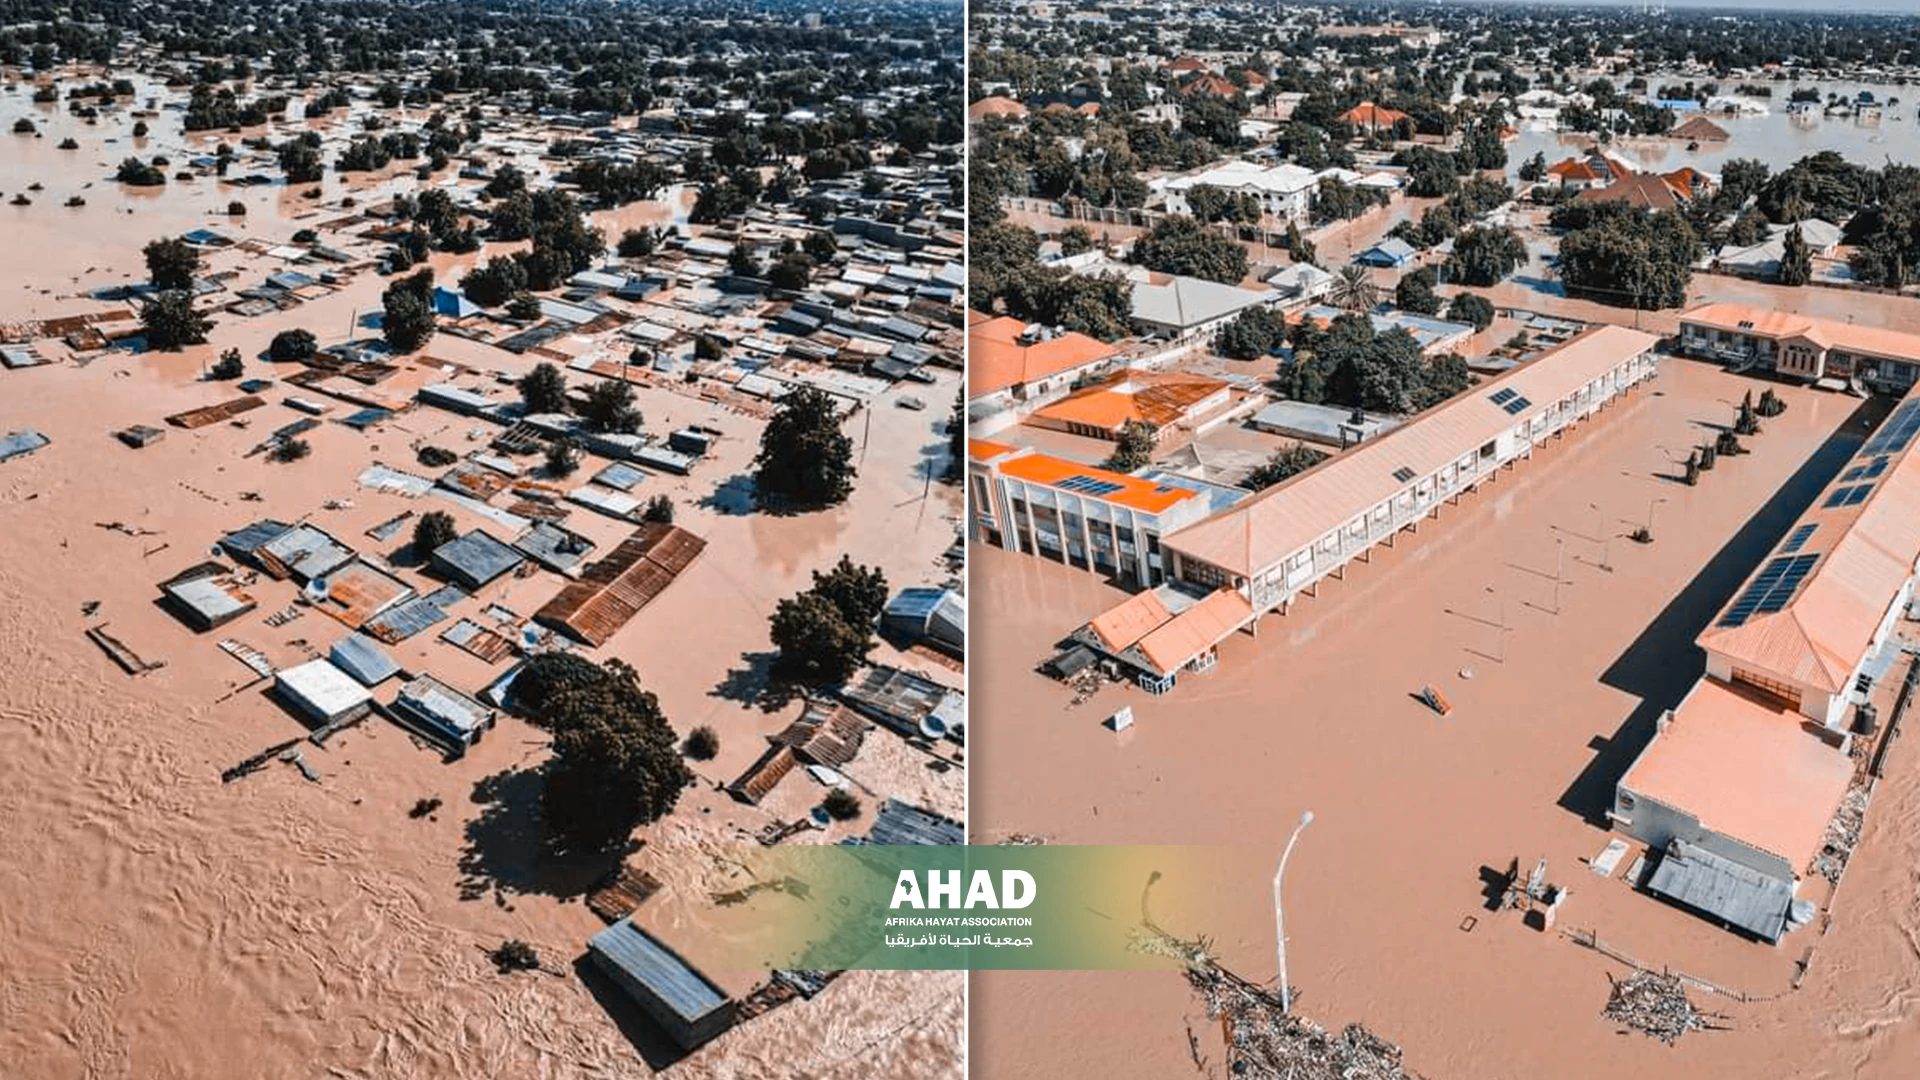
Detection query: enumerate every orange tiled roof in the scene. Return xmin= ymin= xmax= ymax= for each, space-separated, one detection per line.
xmin=1546 ymin=158 xmax=1601 ymax=182
xmin=1621 ymin=679 xmax=1853 ymax=872
xmin=1579 ymin=172 xmax=1682 ymax=210
xmin=968 ymin=438 xmax=1019 ymax=462
xmin=967 ymin=316 xmax=1119 ymax=398
xmin=968 ymin=95 xmax=1028 ymax=120
xmin=1135 ymin=588 xmax=1254 ymax=675
xmin=1340 ymin=101 xmax=1410 ymax=129
xmin=996 ymin=451 xmax=1201 ymax=514
xmin=1680 ymin=303 xmax=1920 ymax=363
xmin=1181 ymin=73 xmax=1240 ymax=98
xmin=1030 ymin=368 xmax=1230 ymax=431
xmin=1697 ymin=382 xmax=1920 ymax=693
xmin=1087 ymin=589 xmax=1175 ymax=653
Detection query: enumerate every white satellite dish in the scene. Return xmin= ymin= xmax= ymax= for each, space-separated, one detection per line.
xmin=209 ymin=544 xmax=225 ymax=558
xmin=919 ymin=715 xmax=948 ymax=740
xmin=521 ymin=626 xmax=541 ymax=648
xmin=305 ymin=578 xmax=329 ymax=600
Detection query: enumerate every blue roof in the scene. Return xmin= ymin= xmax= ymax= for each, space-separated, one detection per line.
xmin=433 ymin=286 xmax=482 ymax=318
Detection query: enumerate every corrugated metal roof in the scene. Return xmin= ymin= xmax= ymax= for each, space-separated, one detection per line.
xmin=430 ymin=530 xmax=524 ymax=589
xmin=1699 ymin=383 xmax=1920 ymax=692
xmin=392 ymin=674 xmax=495 ymax=739
xmin=588 ymin=919 xmax=731 ymax=1022
xmin=1644 ymin=841 xmax=1794 ymax=943
xmin=363 ymin=584 xmax=467 ymax=643
xmin=219 ymin=519 xmax=294 ymax=562
xmin=534 ymin=523 xmax=706 ymax=645
xmin=863 ymin=799 xmax=964 ymax=846
xmin=276 ymin=659 xmax=373 ymax=720
xmin=512 ymin=521 xmax=595 ymax=572
xmin=259 ymin=524 xmax=356 ymax=583
xmin=329 ymin=633 xmax=400 ymax=685
xmin=0 ymin=430 xmax=50 ymax=462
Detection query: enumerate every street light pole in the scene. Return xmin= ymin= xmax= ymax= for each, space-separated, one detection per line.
xmin=1554 ymin=538 xmax=1564 ymax=614
xmin=1274 ymin=810 xmax=1315 ymax=1015
xmin=1591 ymin=502 xmax=1612 ymax=572
xmin=1647 ymin=496 xmax=1668 ymax=539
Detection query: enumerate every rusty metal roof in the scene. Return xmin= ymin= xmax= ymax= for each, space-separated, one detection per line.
xmin=533 ymin=523 xmax=707 ymax=646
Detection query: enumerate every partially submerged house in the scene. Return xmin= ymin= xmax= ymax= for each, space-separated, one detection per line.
xmin=587 ymin=917 xmax=737 ymax=1051
xmin=535 ymin=523 xmax=707 ymax=645
xmin=429 ymin=529 xmax=525 ymax=591
xmin=1611 ymin=679 xmax=1852 ymax=943
xmin=388 ymin=674 xmax=498 ymax=755
xmin=840 ymin=665 xmax=964 ymax=741
xmin=274 ymin=658 xmax=374 ymax=726
xmin=159 ymin=562 xmax=258 ymax=631
xmin=881 ymin=587 xmax=966 ymax=656
xmin=728 ymin=702 xmax=871 ymax=804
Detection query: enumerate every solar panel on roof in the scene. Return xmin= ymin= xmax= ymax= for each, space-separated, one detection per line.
xmin=1862 ymin=400 xmax=1920 ymax=457
xmin=1489 ymin=388 xmax=1517 ymax=405
xmin=1391 ymin=466 xmax=1416 ymax=483
xmin=1844 ymin=484 xmax=1873 ymax=507
xmin=1061 ymin=474 xmax=1122 ymax=497
xmin=1824 ymin=485 xmax=1860 ymax=509
xmin=1502 ymin=396 xmax=1532 ymax=415
xmin=1779 ymin=524 xmax=1817 ymax=553
xmin=1718 ymin=553 xmax=1819 ymax=627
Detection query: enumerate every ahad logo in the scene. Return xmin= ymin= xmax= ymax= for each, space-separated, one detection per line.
xmin=889 ymin=870 xmax=1036 ymax=909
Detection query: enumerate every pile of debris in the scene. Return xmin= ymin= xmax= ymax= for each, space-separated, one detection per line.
xmin=1065 ymin=666 xmax=1108 ymax=708
xmin=1602 ymin=970 xmax=1728 ymax=1044
xmin=1132 ymin=927 xmax=1424 ymax=1079
xmin=1812 ymin=784 xmax=1871 ymax=883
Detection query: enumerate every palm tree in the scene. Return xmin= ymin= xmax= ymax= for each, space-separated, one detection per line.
xmin=1331 ymin=263 xmax=1379 ymax=314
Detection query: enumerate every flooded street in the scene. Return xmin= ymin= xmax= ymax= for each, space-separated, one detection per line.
xmin=0 ymin=61 xmax=965 ymax=1080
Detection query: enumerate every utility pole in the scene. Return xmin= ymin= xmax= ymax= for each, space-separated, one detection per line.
xmin=1275 ymin=810 xmax=1314 ymax=1015
xmin=1554 ymin=538 xmax=1565 ymax=614
xmin=1591 ymin=502 xmax=1612 ymax=572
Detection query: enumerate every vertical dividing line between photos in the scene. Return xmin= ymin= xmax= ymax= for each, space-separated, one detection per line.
xmin=959 ymin=0 xmax=974 ymax=1066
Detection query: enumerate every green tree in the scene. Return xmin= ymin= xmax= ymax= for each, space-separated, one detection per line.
xmin=616 ymin=228 xmax=657 ymax=258
xmin=1133 ymin=216 xmax=1249 ymax=284
xmin=753 ymin=386 xmax=856 ymax=508
xmin=520 ymin=361 xmax=570 ymax=414
xmin=1395 ymin=267 xmax=1442 ymax=315
xmin=209 ymin=347 xmax=244 ymax=379
xmin=141 ymin=290 xmax=210 ymax=349
xmin=766 ymin=253 xmax=813 ymax=291
xmin=580 ymin=377 xmax=641 ymax=433
xmin=1104 ymin=420 xmax=1156 ymax=472
xmin=523 ymin=656 xmax=692 ymax=853
xmin=545 ymin=438 xmax=580 ymax=477
xmin=1285 ymin=220 xmax=1317 ymax=267
xmin=380 ymin=269 xmax=436 ymax=353
xmin=412 ymin=510 xmax=458 ymax=556
xmin=268 ymin=328 xmax=316 ymax=361
xmin=1778 ymin=223 xmax=1813 ymax=286
xmin=1445 ymin=226 xmax=1528 ymax=287
xmin=1329 ymin=263 xmax=1379 ymax=314
xmin=1215 ymin=306 xmax=1290 ymax=360
xmin=642 ymin=494 xmax=674 ymax=524
xmin=1244 ymin=442 xmax=1327 ymax=490
xmin=1446 ymin=292 xmax=1496 ymax=332
xmin=144 ymin=237 xmax=200 ymax=290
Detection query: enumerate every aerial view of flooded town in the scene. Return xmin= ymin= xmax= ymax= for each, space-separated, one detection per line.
xmin=0 ymin=0 xmax=964 ymax=1076
xmin=968 ymin=2 xmax=1920 ymax=1078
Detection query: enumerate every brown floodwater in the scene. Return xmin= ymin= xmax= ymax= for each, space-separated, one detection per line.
xmin=0 ymin=66 xmax=963 ymax=1080
xmin=971 ymin=359 xmax=1920 ymax=1079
